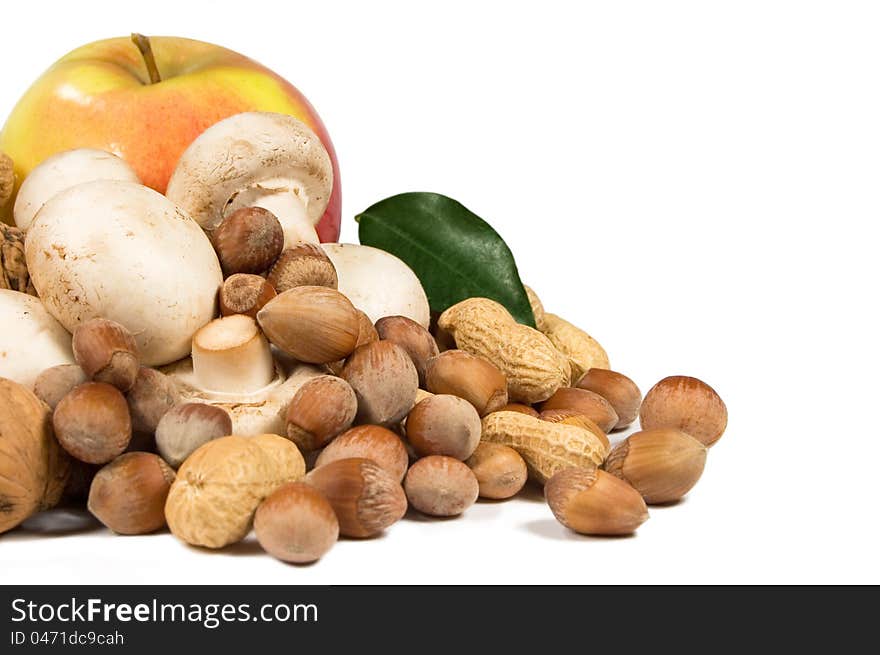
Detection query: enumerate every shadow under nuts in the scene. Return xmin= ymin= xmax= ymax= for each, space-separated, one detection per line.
xmin=639 ymin=375 xmax=728 ymax=447
xmin=255 ymin=482 xmax=339 ymax=564
xmin=53 ymin=382 xmax=132 ymax=464
xmin=545 ymin=467 xmax=649 ymax=536
xmin=341 ymin=340 xmax=418 ymax=426
xmin=88 ymin=452 xmax=175 ymax=535
xmin=314 ymin=425 xmax=409 ymax=483
xmin=404 ymin=455 xmax=479 ymax=517
xmin=405 ymin=394 xmax=481 ymax=460
xmin=257 ymin=286 xmax=360 ymax=364
xmin=305 ymin=458 xmax=407 ymax=538
xmin=604 ymin=429 xmax=706 ymax=504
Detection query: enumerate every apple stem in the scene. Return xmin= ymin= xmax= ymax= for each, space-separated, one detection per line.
xmin=131 ymin=33 xmax=162 ymax=84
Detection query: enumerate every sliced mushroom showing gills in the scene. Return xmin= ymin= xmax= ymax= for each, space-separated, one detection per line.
xmin=162 ymin=314 xmax=326 ymax=436
xmin=165 ymin=112 xmax=333 ymax=247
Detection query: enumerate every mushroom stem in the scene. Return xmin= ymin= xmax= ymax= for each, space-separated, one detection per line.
xmin=226 ymin=178 xmax=319 ymax=247
xmin=131 ymin=33 xmax=162 ymax=84
xmin=192 ymin=315 xmax=274 ymax=394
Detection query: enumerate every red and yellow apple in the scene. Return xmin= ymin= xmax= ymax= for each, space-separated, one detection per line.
xmin=0 ymin=35 xmax=341 ymax=241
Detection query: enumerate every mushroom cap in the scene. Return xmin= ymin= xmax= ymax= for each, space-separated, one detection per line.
xmin=321 ymin=243 xmax=431 ymax=328
xmin=25 ymin=180 xmax=222 ymax=366
xmin=165 ymin=112 xmax=333 ymax=234
xmin=0 ymin=290 xmax=76 ymax=387
xmin=14 ymin=148 xmax=140 ymax=231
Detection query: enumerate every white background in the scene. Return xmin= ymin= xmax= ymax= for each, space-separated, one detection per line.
xmin=1 ymin=0 xmax=878 ymax=585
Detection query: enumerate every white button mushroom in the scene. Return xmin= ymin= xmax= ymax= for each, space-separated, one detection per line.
xmin=162 ymin=355 xmax=326 ymax=437
xmin=13 ymin=149 xmax=140 ymax=231
xmin=191 ymin=315 xmax=275 ymax=395
xmin=165 ymin=112 xmax=333 ymax=247
xmin=25 ymin=180 xmax=223 ymax=367
xmin=0 ymin=289 xmax=76 ymax=387
xmin=163 ymin=312 xmax=326 ymax=436
xmin=321 ymin=243 xmax=431 ymax=328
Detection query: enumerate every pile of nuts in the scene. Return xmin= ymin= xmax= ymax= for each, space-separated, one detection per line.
xmin=0 ymin=116 xmax=728 ymax=565
xmin=0 ymin=218 xmax=728 ymax=562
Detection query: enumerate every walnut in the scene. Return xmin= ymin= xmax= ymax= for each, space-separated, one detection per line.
xmin=0 ymin=152 xmax=13 ymax=208
xmin=0 ymin=223 xmax=35 ymax=295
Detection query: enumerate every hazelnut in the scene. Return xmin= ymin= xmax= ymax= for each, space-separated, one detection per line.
xmin=212 ymin=206 xmax=284 ymax=275
xmin=155 ymin=403 xmax=232 ymax=468
xmin=164 ymin=435 xmax=280 ymax=548
xmin=255 ymin=482 xmax=339 ymax=563
xmin=545 ymin=467 xmax=649 ymax=536
xmin=341 ymin=340 xmax=418 ymax=426
xmin=405 ymin=394 xmax=481 ymax=460
xmin=577 ymin=369 xmax=641 ymax=430
xmin=257 ymin=286 xmax=360 ymax=363
xmin=126 ymin=367 xmax=180 ymax=435
xmin=465 ymin=443 xmax=527 ymax=500
xmin=498 ymin=402 xmax=539 ymax=417
xmin=540 ymin=387 xmax=619 ymax=434
xmin=539 ymin=409 xmax=611 ymax=451
xmin=72 ymin=318 xmax=140 ymax=392
xmin=219 ymin=273 xmax=277 ymax=318
xmin=327 ymin=310 xmax=378 ymax=376
xmin=425 ymin=349 xmax=508 ymax=416
xmin=87 ymin=452 xmax=175 ymax=534
xmin=267 ymin=242 xmax=338 ymax=292
xmin=354 ymin=310 xmax=380 ymax=346
xmin=639 ymin=375 xmax=728 ymax=447
xmin=33 ymin=364 xmax=88 ymax=410
xmin=305 ymin=458 xmax=407 ymax=538
xmin=314 ymin=425 xmax=409 ymax=483
xmin=375 ymin=315 xmax=439 ymax=386
xmin=286 ymin=376 xmax=357 ymax=451
xmin=53 ymin=382 xmax=132 ymax=464
xmin=604 ymin=429 xmax=707 ymax=504
xmin=0 ymin=378 xmax=70 ymax=535
xmin=404 ymin=456 xmax=479 ymax=517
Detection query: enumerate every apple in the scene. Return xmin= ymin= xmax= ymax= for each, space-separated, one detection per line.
xmin=0 ymin=35 xmax=341 ymax=241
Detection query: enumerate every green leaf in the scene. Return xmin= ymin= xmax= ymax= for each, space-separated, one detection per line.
xmin=356 ymin=192 xmax=535 ymax=327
